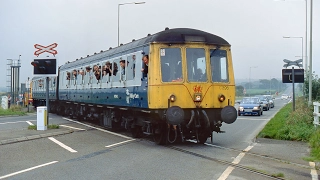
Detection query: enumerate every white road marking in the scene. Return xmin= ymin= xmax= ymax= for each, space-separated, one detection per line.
xmin=310 ymin=162 xmax=319 ymax=180
xmin=0 ymin=120 xmax=36 ymax=125
xmin=237 ymin=117 xmax=269 ymax=121
xmin=59 ymin=124 xmax=85 ymax=131
xmin=0 ymin=161 xmax=58 ymax=179
xmin=217 ymin=166 xmax=234 ymax=180
xmin=63 ymin=117 xmax=133 ymax=140
xmin=243 ymin=145 xmax=254 ymax=152
xmin=26 ymin=121 xmax=33 ymax=125
xmin=105 ymin=139 xmax=135 ymax=148
xmin=217 ymin=145 xmax=255 ymax=180
xmin=48 ymin=137 xmax=77 ymax=153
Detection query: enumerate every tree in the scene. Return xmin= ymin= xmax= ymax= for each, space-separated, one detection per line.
xmin=304 ymin=72 xmax=320 ymax=100
xmin=236 ymin=85 xmax=245 ymax=97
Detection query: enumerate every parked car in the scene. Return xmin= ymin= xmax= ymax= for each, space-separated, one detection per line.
xmin=255 ymin=95 xmax=270 ymax=111
xmin=238 ymin=97 xmax=263 ymax=116
xmin=281 ymin=94 xmax=289 ymax=100
xmin=264 ymin=95 xmax=275 ymax=108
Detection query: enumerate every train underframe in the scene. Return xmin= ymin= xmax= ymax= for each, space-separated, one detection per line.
xmin=33 ymin=99 xmax=236 ymax=145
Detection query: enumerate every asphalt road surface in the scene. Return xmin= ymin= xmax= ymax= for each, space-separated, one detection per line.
xmin=0 ymin=98 xmax=318 ymax=180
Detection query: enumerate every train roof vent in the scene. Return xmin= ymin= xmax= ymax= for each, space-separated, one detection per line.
xmin=147 ymin=34 xmax=151 ymax=36
xmin=76 ymin=59 xmax=78 ymax=61
xmin=165 ymin=27 xmax=169 ymax=30
xmin=100 ymin=50 xmax=104 ymax=52
xmin=120 ymin=43 xmax=123 ymax=46
xmin=109 ymin=47 xmax=112 ymax=50
xmin=87 ymin=55 xmax=90 ymax=57
xmin=94 ymin=52 xmax=97 ymax=55
xmin=80 ymin=57 xmax=83 ymax=59
xmin=132 ymin=39 xmax=135 ymax=42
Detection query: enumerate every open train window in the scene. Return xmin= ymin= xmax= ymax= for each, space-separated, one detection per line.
xmin=112 ymin=60 xmax=121 ymax=82
xmin=210 ymin=49 xmax=229 ymax=82
xmin=160 ymin=48 xmax=182 ymax=82
xmin=126 ymin=55 xmax=135 ymax=80
xmin=186 ymin=48 xmax=207 ymax=82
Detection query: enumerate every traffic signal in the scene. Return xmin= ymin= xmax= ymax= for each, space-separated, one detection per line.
xmin=31 ymin=59 xmax=57 ymax=75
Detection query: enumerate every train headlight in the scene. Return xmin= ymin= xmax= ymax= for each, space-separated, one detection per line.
xmin=218 ymin=94 xmax=225 ymax=102
xmin=169 ymin=94 xmax=176 ymax=102
xmin=194 ymin=93 xmax=202 ymax=102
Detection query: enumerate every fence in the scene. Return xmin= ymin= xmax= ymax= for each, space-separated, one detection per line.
xmin=313 ymin=102 xmax=320 ymax=127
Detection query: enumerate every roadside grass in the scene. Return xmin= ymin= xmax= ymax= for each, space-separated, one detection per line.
xmin=258 ymin=97 xmax=320 ymax=161
xmin=28 ymin=124 xmax=59 ymax=130
xmin=0 ymin=105 xmax=26 ymax=116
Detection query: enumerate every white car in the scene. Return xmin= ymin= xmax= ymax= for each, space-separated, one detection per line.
xmin=281 ymin=94 xmax=289 ymax=100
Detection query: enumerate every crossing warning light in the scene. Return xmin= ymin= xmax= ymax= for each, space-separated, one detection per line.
xmin=31 ymin=59 xmax=57 ymax=75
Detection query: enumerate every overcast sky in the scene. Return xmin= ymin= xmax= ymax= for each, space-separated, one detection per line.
xmin=0 ymin=0 xmax=319 ymax=87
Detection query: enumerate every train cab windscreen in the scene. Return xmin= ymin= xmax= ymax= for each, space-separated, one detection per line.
xmin=210 ymin=49 xmax=229 ymax=82
xmin=186 ymin=48 xmax=207 ymax=82
xmin=160 ymin=48 xmax=182 ymax=82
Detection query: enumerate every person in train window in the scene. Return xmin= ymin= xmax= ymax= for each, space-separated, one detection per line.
xmin=113 ymin=62 xmax=118 ymax=76
xmin=119 ymin=59 xmax=129 ymax=75
xmin=141 ymin=55 xmax=149 ymax=77
xmin=104 ymin=61 xmax=113 ymax=76
xmin=93 ymin=65 xmax=101 ymax=81
xmin=72 ymin=69 xmax=77 ymax=80
xmin=66 ymin=72 xmax=71 ymax=80
xmin=132 ymin=55 xmax=136 ymax=77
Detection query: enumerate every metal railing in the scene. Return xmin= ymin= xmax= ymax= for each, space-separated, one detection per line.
xmin=313 ymin=102 xmax=320 ymax=127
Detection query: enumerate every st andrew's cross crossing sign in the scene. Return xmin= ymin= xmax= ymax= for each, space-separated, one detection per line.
xmin=34 ymin=43 xmax=58 ymax=57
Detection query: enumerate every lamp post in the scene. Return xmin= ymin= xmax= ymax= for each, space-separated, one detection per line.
xmin=118 ymin=2 xmax=145 ymax=46
xmin=308 ymin=0 xmax=313 ymax=106
xmin=249 ymin=66 xmax=257 ymax=96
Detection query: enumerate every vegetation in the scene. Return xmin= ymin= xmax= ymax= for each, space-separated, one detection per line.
xmin=28 ymin=124 xmax=59 ymax=130
xmin=0 ymin=105 xmax=26 ymax=116
xmin=258 ymin=98 xmax=320 ymax=161
xmin=304 ymin=72 xmax=320 ymax=100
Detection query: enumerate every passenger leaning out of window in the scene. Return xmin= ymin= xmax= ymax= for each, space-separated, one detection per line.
xmin=141 ymin=55 xmax=149 ymax=77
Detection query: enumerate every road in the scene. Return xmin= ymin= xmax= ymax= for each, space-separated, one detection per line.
xmin=0 ymin=98 xmax=318 ymax=180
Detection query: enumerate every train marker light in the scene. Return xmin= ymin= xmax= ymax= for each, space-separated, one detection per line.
xmin=169 ymin=94 xmax=176 ymax=102
xmin=218 ymin=94 xmax=226 ymax=102
xmin=194 ymin=93 xmax=202 ymax=102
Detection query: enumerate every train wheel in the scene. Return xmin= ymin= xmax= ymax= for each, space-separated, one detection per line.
xmin=131 ymin=125 xmax=143 ymax=138
xmin=153 ymin=123 xmax=166 ymax=145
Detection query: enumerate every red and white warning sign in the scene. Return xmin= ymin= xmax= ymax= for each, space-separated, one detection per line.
xmin=34 ymin=43 xmax=58 ymax=56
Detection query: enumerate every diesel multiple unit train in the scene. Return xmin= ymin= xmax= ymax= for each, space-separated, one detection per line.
xmin=32 ymin=28 xmax=237 ymax=144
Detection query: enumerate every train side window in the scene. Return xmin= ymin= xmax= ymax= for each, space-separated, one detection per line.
xmin=126 ymin=55 xmax=134 ymax=81
xmin=160 ymin=48 xmax=182 ymax=82
xmin=85 ymin=66 xmax=93 ymax=85
xmin=72 ymin=69 xmax=77 ymax=85
xmin=92 ymin=64 xmax=101 ymax=84
xmin=112 ymin=60 xmax=120 ymax=82
xmin=210 ymin=49 xmax=229 ymax=82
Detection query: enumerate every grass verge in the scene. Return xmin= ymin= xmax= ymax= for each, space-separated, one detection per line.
xmin=258 ymin=97 xmax=319 ymax=162
xmin=0 ymin=105 xmax=26 ymax=116
xmin=28 ymin=124 xmax=59 ymax=130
